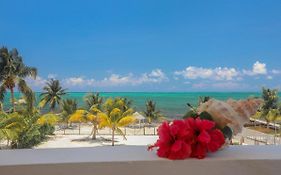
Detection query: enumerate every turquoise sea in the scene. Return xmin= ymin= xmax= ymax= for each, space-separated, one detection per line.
xmin=3 ymin=92 xmax=262 ymax=118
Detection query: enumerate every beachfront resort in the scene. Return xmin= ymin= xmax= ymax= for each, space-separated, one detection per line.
xmin=1 ymin=47 xmax=281 ymax=174
xmin=1 ymin=0 xmax=281 ymax=174
xmin=1 ymin=47 xmax=281 ymax=149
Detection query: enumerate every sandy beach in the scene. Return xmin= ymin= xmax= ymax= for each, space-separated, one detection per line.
xmin=35 ymin=124 xmax=159 ymax=149
xmin=34 ymin=122 xmax=279 ymax=149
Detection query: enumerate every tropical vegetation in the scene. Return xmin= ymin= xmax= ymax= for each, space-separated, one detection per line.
xmin=98 ymin=98 xmax=136 ymax=146
xmin=0 ymin=47 xmax=37 ymax=112
xmin=68 ymin=93 xmax=103 ymax=138
xmin=253 ymin=88 xmax=281 ymax=128
xmin=143 ymin=100 xmax=162 ymax=123
xmin=60 ymin=99 xmax=77 ymax=134
xmin=84 ymin=92 xmax=103 ymax=110
xmin=2 ymin=46 xmax=281 ymax=149
xmin=39 ymin=79 xmax=67 ymax=112
xmin=0 ymin=93 xmax=57 ymax=148
xmin=183 ymin=96 xmax=211 ymax=119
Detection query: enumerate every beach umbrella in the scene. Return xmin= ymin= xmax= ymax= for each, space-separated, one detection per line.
xmin=133 ymin=112 xmax=145 ymax=128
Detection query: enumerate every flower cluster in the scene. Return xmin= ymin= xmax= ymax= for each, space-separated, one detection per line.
xmin=148 ymin=118 xmax=225 ymax=159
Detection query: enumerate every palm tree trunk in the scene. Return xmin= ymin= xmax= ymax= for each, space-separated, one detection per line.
xmin=112 ymin=128 xmax=115 ymax=146
xmin=274 ymin=122 xmax=276 ymax=145
xmin=64 ymin=122 xmax=67 ymax=135
xmin=92 ymin=124 xmax=97 ymax=140
xmin=79 ymin=122 xmax=81 ymax=135
xmin=10 ymin=88 xmax=15 ymax=112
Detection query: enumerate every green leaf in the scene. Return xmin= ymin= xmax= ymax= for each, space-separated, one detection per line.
xmin=199 ymin=111 xmax=213 ymax=121
xmin=183 ymin=110 xmax=197 ymax=119
xmin=221 ymin=126 xmax=233 ymax=140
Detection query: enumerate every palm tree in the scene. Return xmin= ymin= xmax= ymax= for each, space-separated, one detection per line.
xmin=98 ymin=98 xmax=136 ymax=146
xmin=266 ymin=109 xmax=281 ymax=144
xmin=70 ymin=93 xmax=104 ymax=139
xmin=15 ymin=91 xmax=36 ymax=115
xmin=84 ymin=93 xmax=103 ymax=110
xmin=143 ymin=100 xmax=162 ymax=124
xmin=0 ymin=47 xmax=37 ymax=112
xmin=70 ymin=106 xmax=103 ymax=139
xmin=143 ymin=100 xmax=163 ymax=135
xmin=68 ymin=109 xmax=87 ymax=135
xmin=60 ymin=99 xmax=77 ymax=134
xmin=37 ymin=113 xmax=59 ymax=126
xmin=0 ymin=112 xmax=25 ymax=147
xmin=120 ymin=97 xmax=132 ymax=112
xmin=0 ymin=101 xmax=3 ymax=112
xmin=40 ymin=79 xmax=67 ymax=112
xmin=0 ymin=89 xmax=57 ymax=148
xmin=259 ymin=88 xmax=279 ymax=128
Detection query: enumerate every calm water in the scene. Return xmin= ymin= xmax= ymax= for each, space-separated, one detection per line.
xmin=3 ymin=92 xmax=262 ymax=118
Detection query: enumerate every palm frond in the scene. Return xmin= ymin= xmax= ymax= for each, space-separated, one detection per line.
xmin=37 ymin=113 xmax=59 ymax=125
xmin=40 ymin=79 xmax=67 ymax=112
xmin=115 ymin=127 xmax=127 ymax=140
xmin=98 ymin=112 xmax=111 ymax=128
xmin=68 ymin=110 xmax=87 ymax=123
xmin=117 ymin=116 xmax=136 ymax=127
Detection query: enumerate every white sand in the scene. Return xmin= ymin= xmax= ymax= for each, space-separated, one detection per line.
xmin=35 ymin=135 xmax=158 ymax=149
xmin=35 ymin=123 xmax=273 ymax=149
xmin=35 ymin=124 xmax=159 ymax=149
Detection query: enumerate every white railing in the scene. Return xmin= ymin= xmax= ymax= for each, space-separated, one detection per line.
xmin=0 ymin=145 xmax=280 ymax=175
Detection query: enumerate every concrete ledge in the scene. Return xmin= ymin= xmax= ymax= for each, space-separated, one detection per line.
xmin=0 ymin=146 xmax=281 ymax=175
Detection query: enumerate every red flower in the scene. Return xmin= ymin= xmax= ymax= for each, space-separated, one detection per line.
xmin=208 ymin=129 xmax=225 ymax=152
xmin=192 ymin=118 xmax=225 ymax=159
xmin=149 ymin=117 xmax=225 ymax=160
xmin=148 ymin=120 xmax=194 ymax=160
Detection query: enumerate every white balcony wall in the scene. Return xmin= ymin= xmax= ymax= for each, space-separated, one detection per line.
xmin=0 ymin=145 xmax=280 ymax=175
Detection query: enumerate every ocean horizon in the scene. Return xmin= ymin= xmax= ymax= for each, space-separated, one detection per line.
xmin=2 ymin=92 xmax=267 ymax=118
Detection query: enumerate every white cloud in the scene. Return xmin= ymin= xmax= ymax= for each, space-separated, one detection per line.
xmin=175 ymin=66 xmax=239 ymax=81
xmin=26 ymin=76 xmax=47 ymax=88
xmin=100 ymin=74 xmax=133 ymax=86
xmin=63 ymin=77 xmax=95 ymax=87
xmin=140 ymin=69 xmax=168 ymax=83
xmin=25 ymin=61 xmax=279 ymax=91
xmin=100 ymin=69 xmax=168 ymax=86
xmin=253 ymin=61 xmax=267 ymax=74
xmin=243 ymin=61 xmax=267 ymax=76
xmin=272 ymin=69 xmax=281 ymax=75
xmin=61 ymin=69 xmax=168 ymax=88
xmin=148 ymin=69 xmax=167 ymax=81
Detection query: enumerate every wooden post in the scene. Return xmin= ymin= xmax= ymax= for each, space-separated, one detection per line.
xmin=79 ymin=123 xmax=81 ymax=135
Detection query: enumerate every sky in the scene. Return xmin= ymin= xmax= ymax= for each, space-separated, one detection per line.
xmin=1 ymin=0 xmax=281 ymax=92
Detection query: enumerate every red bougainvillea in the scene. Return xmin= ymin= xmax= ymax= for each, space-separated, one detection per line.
xmin=148 ymin=118 xmax=225 ymax=159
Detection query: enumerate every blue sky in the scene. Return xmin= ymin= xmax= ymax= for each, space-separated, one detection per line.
xmin=1 ymin=0 xmax=281 ymax=92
